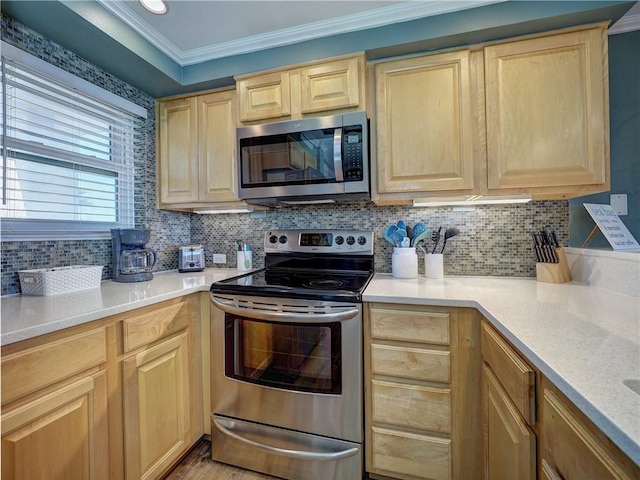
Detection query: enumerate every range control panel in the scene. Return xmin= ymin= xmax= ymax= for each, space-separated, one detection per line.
xmin=264 ymin=229 xmax=374 ymax=255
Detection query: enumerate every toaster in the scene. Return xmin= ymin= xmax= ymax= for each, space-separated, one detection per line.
xmin=178 ymin=245 xmax=205 ymax=272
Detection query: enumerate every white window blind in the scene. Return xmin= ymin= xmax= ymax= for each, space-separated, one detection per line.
xmin=0 ymin=42 xmax=146 ymax=240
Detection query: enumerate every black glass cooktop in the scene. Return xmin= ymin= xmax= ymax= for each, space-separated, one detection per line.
xmin=210 ymin=254 xmax=374 ymax=303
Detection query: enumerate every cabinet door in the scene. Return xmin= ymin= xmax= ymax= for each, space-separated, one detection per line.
xmin=122 ymin=332 xmax=190 ymax=480
xmin=485 ymin=26 xmax=608 ymax=192
xmin=237 ymin=71 xmax=291 ymax=122
xmin=1 ymin=372 xmax=109 ymax=480
xmin=158 ymin=97 xmax=199 ymax=204
xmin=541 ymin=386 xmax=639 ymax=480
xmin=197 ymin=90 xmax=240 ymax=202
xmin=300 ymin=57 xmax=360 ymax=114
xmin=375 ymin=50 xmax=475 ymax=195
xmin=483 ymin=364 xmax=536 ymax=480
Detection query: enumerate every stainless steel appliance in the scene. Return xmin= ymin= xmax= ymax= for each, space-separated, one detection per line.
xmin=111 ymin=228 xmax=157 ymax=282
xmin=209 ymin=229 xmax=374 ymax=480
xmin=178 ymin=244 xmax=205 ymax=272
xmin=236 ymin=112 xmax=369 ymax=206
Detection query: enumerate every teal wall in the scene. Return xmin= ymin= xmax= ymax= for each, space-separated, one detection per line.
xmin=569 ymin=30 xmax=640 ymax=248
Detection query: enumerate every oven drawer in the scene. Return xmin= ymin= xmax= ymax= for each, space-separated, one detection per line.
xmin=371 ymin=344 xmax=450 ymax=383
xmin=370 ymin=426 xmax=451 ymax=480
xmin=371 ymin=379 xmax=451 ymax=434
xmin=211 ymin=415 xmax=362 ymax=480
xmin=370 ymin=307 xmax=450 ymax=345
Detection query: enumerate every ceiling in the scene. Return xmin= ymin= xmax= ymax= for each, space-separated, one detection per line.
xmin=2 ymin=0 xmax=638 ymax=97
xmin=99 ymin=0 xmax=640 ymax=67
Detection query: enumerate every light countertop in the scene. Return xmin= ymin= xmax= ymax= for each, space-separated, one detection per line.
xmin=1 ymin=268 xmax=240 ymax=345
xmin=2 ymin=269 xmax=639 ymax=466
xmin=365 ymin=274 xmax=640 ymax=466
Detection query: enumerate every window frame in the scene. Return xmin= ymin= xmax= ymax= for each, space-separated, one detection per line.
xmin=0 ymin=41 xmax=147 ymax=241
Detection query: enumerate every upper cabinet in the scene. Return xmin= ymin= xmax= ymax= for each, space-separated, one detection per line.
xmin=484 ymin=26 xmax=609 ymax=197
xmin=372 ymin=23 xmax=610 ymax=205
xmin=236 ymin=54 xmax=365 ymax=123
xmin=374 ymin=50 xmax=476 ymax=198
xmin=157 ymin=88 xmax=247 ymax=211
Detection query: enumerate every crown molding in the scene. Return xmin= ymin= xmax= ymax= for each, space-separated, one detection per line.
xmin=609 ymin=9 xmax=640 ymax=34
xmin=97 ymin=0 xmax=506 ymax=66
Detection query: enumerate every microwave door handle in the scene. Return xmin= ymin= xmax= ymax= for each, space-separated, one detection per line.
xmin=333 ymin=128 xmax=344 ymax=182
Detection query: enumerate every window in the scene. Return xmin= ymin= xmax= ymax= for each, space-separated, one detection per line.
xmin=0 ymin=42 xmax=147 ymax=240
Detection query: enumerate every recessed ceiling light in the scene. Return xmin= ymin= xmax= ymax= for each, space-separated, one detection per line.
xmin=140 ymin=0 xmax=167 ymax=14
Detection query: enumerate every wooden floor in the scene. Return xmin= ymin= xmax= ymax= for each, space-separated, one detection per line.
xmin=163 ymin=437 xmax=281 ymax=480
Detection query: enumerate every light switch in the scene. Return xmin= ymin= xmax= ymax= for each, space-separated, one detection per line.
xmin=610 ymin=194 xmax=628 ymax=216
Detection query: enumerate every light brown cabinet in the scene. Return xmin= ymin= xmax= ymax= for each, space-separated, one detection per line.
xmin=374 ymin=50 xmax=476 ymax=201
xmin=1 ymin=326 xmax=109 ymax=480
xmin=373 ymin=23 xmax=609 ymax=204
xmin=117 ymin=295 xmax=203 ymax=480
xmin=484 ymin=25 xmax=609 ymax=198
xmin=481 ymin=320 xmax=537 ymax=480
xmin=236 ymin=54 xmax=365 ymax=123
xmin=365 ymin=304 xmax=482 ymax=480
xmin=540 ymin=378 xmax=640 ymax=480
xmin=157 ymin=88 xmax=246 ymax=211
xmin=482 ymin=320 xmax=640 ymax=480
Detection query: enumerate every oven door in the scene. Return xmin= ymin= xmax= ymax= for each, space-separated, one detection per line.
xmin=210 ymin=294 xmax=362 ymax=443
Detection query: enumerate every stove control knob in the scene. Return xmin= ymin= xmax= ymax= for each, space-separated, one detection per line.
xmin=278 ymin=235 xmax=288 ymax=244
xmin=358 ymin=236 xmax=367 ymax=245
xmin=346 ymin=235 xmax=356 ymax=245
xmin=268 ymin=235 xmax=278 ymax=244
xmin=335 ymin=235 xmax=344 ymax=245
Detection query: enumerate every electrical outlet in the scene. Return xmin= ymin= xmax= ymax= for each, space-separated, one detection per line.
xmin=213 ymin=254 xmax=226 ymax=264
xmin=610 ymin=194 xmax=628 ymax=216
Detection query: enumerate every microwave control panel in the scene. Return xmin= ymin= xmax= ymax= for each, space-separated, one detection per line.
xmin=343 ymin=125 xmax=364 ymax=182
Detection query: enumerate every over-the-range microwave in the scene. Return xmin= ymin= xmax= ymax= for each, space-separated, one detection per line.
xmin=237 ymin=111 xmax=369 ymax=206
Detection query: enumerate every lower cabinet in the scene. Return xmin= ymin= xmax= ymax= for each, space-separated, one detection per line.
xmin=122 ymin=332 xmax=191 ymax=479
xmin=1 ymin=326 xmax=109 ymax=480
xmin=481 ymin=320 xmax=536 ymax=480
xmin=482 ymin=320 xmax=640 ymax=480
xmin=365 ymin=303 xmax=482 ymax=480
xmin=0 ymin=293 xmax=206 ymax=480
xmin=540 ymin=378 xmax=640 ymax=480
xmin=116 ymin=294 xmax=203 ymax=480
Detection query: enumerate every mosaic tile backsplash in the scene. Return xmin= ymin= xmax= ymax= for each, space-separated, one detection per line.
xmin=1 ymin=13 xmax=570 ymax=296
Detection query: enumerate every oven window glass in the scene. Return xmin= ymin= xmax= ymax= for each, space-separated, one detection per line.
xmin=239 ymin=129 xmax=338 ymax=187
xmin=224 ymin=316 xmax=341 ymax=394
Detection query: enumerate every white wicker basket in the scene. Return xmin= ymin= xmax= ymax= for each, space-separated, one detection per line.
xmin=19 ymin=265 xmax=104 ymax=296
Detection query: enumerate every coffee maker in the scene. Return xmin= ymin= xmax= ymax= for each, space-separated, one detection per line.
xmin=111 ymin=229 xmax=157 ymax=282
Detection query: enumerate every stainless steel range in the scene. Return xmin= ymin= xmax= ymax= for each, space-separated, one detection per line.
xmin=209 ymin=229 xmax=374 ymax=480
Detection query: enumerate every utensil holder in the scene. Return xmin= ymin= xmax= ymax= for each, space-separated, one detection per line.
xmin=392 ymin=247 xmax=418 ymax=279
xmin=425 ymin=253 xmax=444 ymax=279
xmin=237 ymin=250 xmax=252 ymax=272
xmin=536 ymin=246 xmax=571 ymax=284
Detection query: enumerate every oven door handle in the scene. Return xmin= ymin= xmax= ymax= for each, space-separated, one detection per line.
xmin=210 ymin=295 xmax=360 ymax=323
xmin=213 ymin=417 xmax=359 ymax=461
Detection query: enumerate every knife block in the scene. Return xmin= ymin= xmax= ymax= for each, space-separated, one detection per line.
xmin=536 ymin=246 xmax=572 ymax=284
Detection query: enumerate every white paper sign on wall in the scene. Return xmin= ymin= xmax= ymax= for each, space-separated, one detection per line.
xmin=583 ymin=203 xmax=640 ymax=251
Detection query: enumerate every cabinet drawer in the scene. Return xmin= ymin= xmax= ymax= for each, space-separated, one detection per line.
xmin=370 ymin=308 xmax=450 ymax=345
xmin=371 ymin=344 xmax=450 ymax=383
xmin=122 ymin=298 xmax=191 ymax=352
xmin=372 ymin=380 xmax=451 ymax=433
xmin=370 ymin=426 xmax=451 ymax=480
xmin=1 ymin=327 xmax=106 ymax=404
xmin=481 ymin=321 xmax=536 ymax=425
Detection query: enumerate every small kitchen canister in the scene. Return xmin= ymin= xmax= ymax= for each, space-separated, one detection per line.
xmin=425 ymin=253 xmax=444 ymax=279
xmin=392 ymin=247 xmax=418 ymax=279
xmin=237 ymin=249 xmax=252 ymax=272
